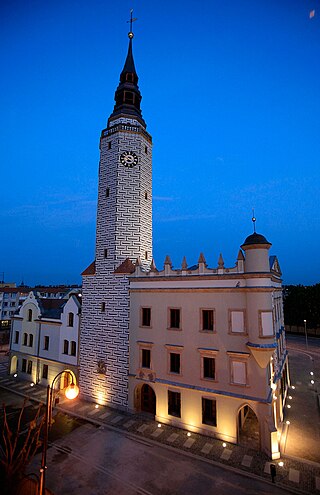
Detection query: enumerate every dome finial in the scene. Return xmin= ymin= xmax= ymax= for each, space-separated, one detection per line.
xmin=127 ymin=8 xmax=137 ymax=39
xmin=252 ymin=207 xmax=256 ymax=233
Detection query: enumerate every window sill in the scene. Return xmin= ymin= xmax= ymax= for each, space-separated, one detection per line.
xmin=167 ymin=327 xmax=182 ymax=332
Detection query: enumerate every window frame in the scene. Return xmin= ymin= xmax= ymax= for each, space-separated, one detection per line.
xmin=166 ymin=345 xmax=183 ymax=376
xmin=68 ymin=312 xmax=74 ymax=327
xmin=168 ymin=308 xmax=181 ymax=331
xmin=258 ymin=310 xmax=274 ymax=338
xmin=63 ymin=339 xmax=69 ymax=355
xmin=29 ymin=334 xmax=33 ymax=347
xmin=42 ymin=364 xmax=48 ymax=379
xmin=27 ymin=309 xmax=32 ymax=322
xmin=200 ymin=308 xmax=215 ymax=333
xmin=228 ymin=309 xmax=247 ymax=335
xmin=70 ymin=340 xmax=77 ymax=357
xmin=140 ymin=307 xmax=151 ymax=328
xmin=227 ymin=352 xmax=250 ymax=387
xmin=202 ymin=397 xmax=217 ymax=427
xmin=44 ymin=335 xmax=49 ymax=351
xmin=198 ymin=348 xmax=218 ymax=382
xmin=14 ymin=331 xmax=19 ymax=344
xmin=23 ymin=333 xmax=28 ymax=346
xmin=168 ymin=390 xmax=181 ymax=418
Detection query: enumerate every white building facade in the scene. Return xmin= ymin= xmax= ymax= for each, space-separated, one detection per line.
xmin=9 ymin=291 xmax=81 ymax=388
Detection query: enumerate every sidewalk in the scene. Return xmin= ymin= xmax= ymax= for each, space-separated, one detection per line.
xmin=1 ymin=374 xmax=319 ymax=495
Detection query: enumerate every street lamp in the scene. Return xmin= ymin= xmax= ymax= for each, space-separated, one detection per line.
xmin=303 ymin=319 xmax=308 ymax=352
xmin=38 ymin=370 xmax=79 ymax=495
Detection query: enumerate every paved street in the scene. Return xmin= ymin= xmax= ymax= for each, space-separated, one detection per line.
xmin=29 ymin=422 xmax=293 ymax=495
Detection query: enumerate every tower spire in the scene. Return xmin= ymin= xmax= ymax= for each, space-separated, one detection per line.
xmin=108 ymin=12 xmax=145 ymax=127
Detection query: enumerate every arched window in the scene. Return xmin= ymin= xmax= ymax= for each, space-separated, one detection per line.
xmin=63 ymin=340 xmax=69 ymax=355
xmin=29 ymin=334 xmax=33 ymax=347
xmin=23 ymin=333 xmax=28 ymax=346
xmin=28 ymin=309 xmax=32 ymax=322
xmin=68 ymin=312 xmax=74 ymax=327
xmin=70 ymin=341 xmax=76 ymax=356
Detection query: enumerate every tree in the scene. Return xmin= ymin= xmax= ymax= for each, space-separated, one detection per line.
xmin=0 ymin=400 xmax=45 ymax=495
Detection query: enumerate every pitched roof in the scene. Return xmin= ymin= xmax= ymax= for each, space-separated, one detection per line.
xmin=39 ymin=298 xmax=66 ymax=319
xmin=114 ymin=258 xmax=135 ymax=274
xmin=82 ymin=261 xmax=96 ymax=276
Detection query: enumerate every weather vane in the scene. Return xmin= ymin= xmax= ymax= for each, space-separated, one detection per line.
xmin=127 ymin=9 xmax=138 ymax=39
xmin=252 ymin=208 xmax=256 ymax=233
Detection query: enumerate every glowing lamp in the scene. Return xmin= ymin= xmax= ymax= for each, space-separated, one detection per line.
xmin=286 ymin=420 xmax=290 ymax=425
xmin=279 ymin=461 xmax=284 ymax=467
xmin=287 ymin=404 xmax=291 ymax=409
xmin=157 ymin=423 xmax=161 ymax=428
xmin=222 ymin=442 xmax=227 ymax=448
xmin=310 ymin=372 xmax=314 ymax=376
xmin=311 ymin=380 xmax=315 ymax=385
xmin=65 ymin=383 xmax=79 ymax=400
xmin=291 ymin=386 xmax=295 ymax=389
xmin=187 ymin=432 xmax=191 ymax=437
xmin=13 ymin=373 xmax=17 ymax=378
xmin=95 ymin=404 xmax=99 ymax=409
xmin=30 ymin=382 xmax=35 ymax=387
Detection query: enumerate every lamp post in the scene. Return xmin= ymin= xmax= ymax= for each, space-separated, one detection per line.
xmin=303 ymin=319 xmax=308 ymax=352
xmin=38 ymin=370 xmax=79 ymax=495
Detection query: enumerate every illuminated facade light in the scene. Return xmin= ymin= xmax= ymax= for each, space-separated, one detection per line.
xmin=286 ymin=420 xmax=290 ymax=425
xmin=288 ymin=395 xmax=292 ymax=400
xmin=13 ymin=373 xmax=17 ymax=378
xmin=279 ymin=461 xmax=284 ymax=467
xmin=222 ymin=442 xmax=227 ymax=448
xmin=157 ymin=423 xmax=161 ymax=428
xmin=287 ymin=404 xmax=291 ymax=409
xmin=30 ymin=382 xmax=35 ymax=387
xmin=291 ymin=385 xmax=295 ymax=389
xmin=310 ymin=372 xmax=314 ymax=376
xmin=95 ymin=404 xmax=99 ymax=409
xmin=187 ymin=432 xmax=191 ymax=437
xmin=311 ymin=380 xmax=315 ymax=385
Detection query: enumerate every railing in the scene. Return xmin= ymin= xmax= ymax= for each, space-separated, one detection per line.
xmin=101 ymin=123 xmax=152 ymax=143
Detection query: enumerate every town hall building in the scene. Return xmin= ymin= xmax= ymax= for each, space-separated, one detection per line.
xmin=79 ymin=25 xmax=289 ymax=459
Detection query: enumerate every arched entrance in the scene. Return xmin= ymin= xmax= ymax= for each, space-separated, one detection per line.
xmin=10 ymin=355 xmax=18 ymax=374
xmin=140 ymin=384 xmax=156 ymax=415
xmin=238 ymin=405 xmax=260 ymax=450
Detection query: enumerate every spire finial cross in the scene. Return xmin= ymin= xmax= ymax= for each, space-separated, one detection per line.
xmin=127 ymin=9 xmax=138 ymax=38
xmin=252 ymin=208 xmax=257 ymax=233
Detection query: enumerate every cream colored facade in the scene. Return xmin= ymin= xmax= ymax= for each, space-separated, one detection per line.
xmin=128 ymin=236 xmax=289 ymax=459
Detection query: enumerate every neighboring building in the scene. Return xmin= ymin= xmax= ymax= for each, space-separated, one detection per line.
xmin=9 ymin=291 xmax=81 ymax=388
xmin=78 ymin=26 xmax=289 ymax=459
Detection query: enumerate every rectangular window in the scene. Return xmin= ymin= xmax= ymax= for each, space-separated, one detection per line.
xmin=231 ymin=361 xmax=247 ymax=385
xmin=101 ymin=302 xmax=106 ymax=312
xmin=170 ymin=353 xmax=180 ymax=374
xmin=44 ymin=336 xmax=49 ymax=351
xmin=202 ymin=398 xmax=217 ymax=426
xmin=168 ymin=390 xmax=181 ymax=418
xmin=27 ymin=360 xmax=32 ymax=375
xmin=141 ymin=307 xmax=151 ymax=327
xmin=169 ymin=308 xmax=180 ymax=329
xmin=230 ymin=310 xmax=245 ymax=334
xmin=141 ymin=349 xmax=151 ymax=368
xmin=260 ymin=311 xmax=274 ymax=337
xmin=42 ymin=364 xmax=48 ymax=379
xmin=63 ymin=340 xmax=69 ymax=355
xmin=104 ymin=249 xmax=108 ymax=258
xmin=28 ymin=309 xmax=32 ymax=322
xmin=106 ymin=188 xmax=110 ymax=198
xmin=23 ymin=333 xmax=28 ymax=346
xmin=70 ymin=341 xmax=76 ymax=356
xmin=14 ymin=331 xmax=19 ymax=344
xmin=22 ymin=359 xmax=27 ymax=372
xmin=29 ymin=334 xmax=33 ymax=347
xmin=108 ymin=141 xmax=112 ymax=149
xmin=203 ymin=357 xmax=215 ymax=380
xmin=202 ymin=310 xmax=214 ymax=331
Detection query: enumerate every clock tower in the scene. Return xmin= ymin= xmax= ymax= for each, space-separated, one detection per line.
xmin=79 ymin=27 xmax=152 ymax=408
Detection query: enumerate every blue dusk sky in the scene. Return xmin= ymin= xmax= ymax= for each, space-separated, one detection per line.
xmin=1 ymin=0 xmax=319 ymax=286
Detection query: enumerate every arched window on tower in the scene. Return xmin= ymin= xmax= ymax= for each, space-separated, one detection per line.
xmin=68 ymin=312 xmax=74 ymax=327
xmin=28 ymin=309 xmax=32 ymax=322
xmin=126 ymin=73 xmax=134 ymax=82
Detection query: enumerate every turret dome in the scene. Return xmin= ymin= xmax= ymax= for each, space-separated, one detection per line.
xmin=242 ymin=232 xmax=271 ymax=247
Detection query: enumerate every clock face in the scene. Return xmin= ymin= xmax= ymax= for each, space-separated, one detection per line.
xmin=120 ymin=151 xmax=138 ymax=168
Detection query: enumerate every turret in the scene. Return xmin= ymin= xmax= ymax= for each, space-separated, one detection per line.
xmin=241 ymin=232 xmax=271 ymax=273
